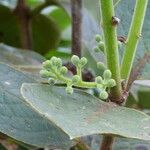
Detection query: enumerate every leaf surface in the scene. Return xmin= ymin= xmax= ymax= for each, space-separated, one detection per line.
xmin=21 ymin=83 xmax=150 ymax=141
xmin=0 ymin=63 xmax=72 ymax=149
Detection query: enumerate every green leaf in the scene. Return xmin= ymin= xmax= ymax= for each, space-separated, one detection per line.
xmin=48 ymin=6 xmax=71 ymax=31
xmin=130 ymin=80 xmax=150 ymax=109
xmin=31 ymin=13 xmax=61 ymax=54
xmin=0 ymin=5 xmax=21 ymax=47
xmin=0 ymin=44 xmax=45 ymax=81
xmin=21 ymin=83 xmax=150 ymax=141
xmin=0 ymin=63 xmax=72 ymax=149
xmin=0 ymin=44 xmax=44 ymax=66
xmin=116 ymin=0 xmax=150 ymax=79
xmin=0 ymin=0 xmax=17 ymax=9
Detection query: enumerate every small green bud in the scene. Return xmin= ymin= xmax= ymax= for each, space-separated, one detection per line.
xmin=55 ymin=58 xmax=62 ymax=67
xmin=79 ymin=57 xmax=87 ymax=67
xmin=107 ymin=79 xmax=116 ymax=87
xmin=93 ymin=46 xmax=101 ymax=53
xmin=48 ymin=78 xmax=56 ymax=85
xmin=95 ymin=34 xmax=102 ymax=42
xmin=43 ymin=60 xmax=52 ymax=68
xmin=72 ymin=75 xmax=80 ymax=83
xmin=95 ymin=76 xmax=102 ymax=84
xmin=99 ymin=90 xmax=108 ymax=100
xmin=97 ymin=62 xmax=106 ymax=70
xmin=71 ymin=55 xmax=80 ymax=66
xmin=103 ymin=70 xmax=112 ymax=80
xmin=40 ymin=70 xmax=51 ymax=78
xmin=51 ymin=56 xmax=57 ymax=65
xmin=66 ymin=86 xmax=73 ymax=94
xmin=98 ymin=42 xmax=105 ymax=52
xmin=60 ymin=66 xmax=68 ymax=75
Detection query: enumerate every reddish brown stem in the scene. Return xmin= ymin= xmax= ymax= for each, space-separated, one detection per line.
xmin=100 ymin=135 xmax=114 ymax=150
xmin=14 ymin=0 xmax=32 ymax=49
xmin=71 ymin=0 xmax=82 ymax=57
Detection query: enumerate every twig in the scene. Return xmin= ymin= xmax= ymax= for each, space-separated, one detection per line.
xmin=71 ymin=0 xmax=82 ymax=57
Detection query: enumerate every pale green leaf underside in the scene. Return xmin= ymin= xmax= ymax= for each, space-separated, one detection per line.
xmin=21 ymin=83 xmax=150 ymax=141
xmin=0 ymin=63 xmax=72 ymax=149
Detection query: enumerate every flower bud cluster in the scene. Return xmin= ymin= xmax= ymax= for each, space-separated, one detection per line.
xmin=40 ymin=55 xmax=116 ymax=100
xmin=93 ymin=34 xmax=105 ymax=53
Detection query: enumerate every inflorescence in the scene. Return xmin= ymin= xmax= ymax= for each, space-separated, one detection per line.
xmin=40 ymin=55 xmax=116 ymax=100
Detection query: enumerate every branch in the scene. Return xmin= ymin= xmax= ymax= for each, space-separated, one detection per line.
xmin=71 ymin=0 xmax=82 ymax=57
xmin=13 ymin=0 xmax=32 ymax=49
xmin=99 ymin=0 xmax=122 ymax=103
xmin=121 ymin=0 xmax=148 ymax=88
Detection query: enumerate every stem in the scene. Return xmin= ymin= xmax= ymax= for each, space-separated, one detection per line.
xmin=99 ymin=0 xmax=122 ymax=101
xmin=14 ymin=0 xmax=32 ymax=49
xmin=100 ymin=135 xmax=114 ymax=150
xmin=99 ymin=0 xmax=122 ymax=149
xmin=121 ymin=0 xmax=148 ymax=87
xmin=71 ymin=0 xmax=82 ymax=57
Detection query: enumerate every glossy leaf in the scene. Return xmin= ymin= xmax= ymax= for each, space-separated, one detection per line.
xmin=48 ymin=6 xmax=71 ymax=31
xmin=21 ymin=83 xmax=150 ymax=141
xmin=31 ymin=14 xmax=61 ymax=54
xmin=0 ymin=63 xmax=72 ymax=149
xmin=0 ymin=5 xmax=21 ymax=47
xmin=0 ymin=44 xmax=45 ymax=81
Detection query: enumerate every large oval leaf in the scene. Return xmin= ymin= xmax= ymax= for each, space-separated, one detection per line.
xmin=0 ymin=5 xmax=21 ymax=47
xmin=31 ymin=14 xmax=61 ymax=54
xmin=0 ymin=63 xmax=72 ymax=149
xmin=21 ymin=83 xmax=150 ymax=141
xmin=0 ymin=44 xmax=45 ymax=81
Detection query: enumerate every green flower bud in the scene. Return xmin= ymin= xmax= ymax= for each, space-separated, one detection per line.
xmin=51 ymin=56 xmax=57 ymax=65
xmin=66 ymin=86 xmax=73 ymax=94
xmin=40 ymin=70 xmax=51 ymax=78
xmin=95 ymin=34 xmax=102 ymax=42
xmin=42 ymin=60 xmax=52 ymax=69
xmin=72 ymin=75 xmax=80 ymax=84
xmin=107 ymin=79 xmax=116 ymax=87
xmin=98 ymin=42 xmax=105 ymax=52
xmin=97 ymin=62 xmax=106 ymax=70
xmin=71 ymin=55 xmax=80 ymax=66
xmin=79 ymin=57 xmax=87 ymax=67
xmin=55 ymin=58 xmax=62 ymax=67
xmin=48 ymin=78 xmax=56 ymax=85
xmin=95 ymin=76 xmax=102 ymax=84
xmin=60 ymin=66 xmax=68 ymax=75
xmin=103 ymin=70 xmax=112 ymax=80
xmin=99 ymin=90 xmax=108 ymax=100
xmin=93 ymin=46 xmax=101 ymax=53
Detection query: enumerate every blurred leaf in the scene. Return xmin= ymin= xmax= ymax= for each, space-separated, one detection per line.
xmin=138 ymin=89 xmax=150 ymax=109
xmin=0 ymin=0 xmax=17 ymax=9
xmin=0 ymin=144 xmax=6 ymax=150
xmin=0 ymin=63 xmax=72 ymax=149
xmin=45 ymin=50 xmax=71 ymax=60
xmin=0 ymin=5 xmax=21 ymax=47
xmin=130 ymin=80 xmax=150 ymax=109
xmin=26 ymin=0 xmax=44 ymax=8
xmin=31 ymin=13 xmax=61 ymax=54
xmin=0 ymin=44 xmax=45 ymax=81
xmin=116 ymin=0 xmax=150 ymax=79
xmin=0 ymin=44 xmax=44 ymax=65
xmin=21 ymin=83 xmax=150 ymax=141
xmin=134 ymin=80 xmax=150 ymax=88
xmin=48 ymin=6 xmax=71 ymax=31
